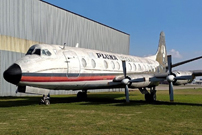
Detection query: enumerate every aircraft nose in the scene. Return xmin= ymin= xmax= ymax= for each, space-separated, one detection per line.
xmin=3 ymin=64 xmax=22 ymax=85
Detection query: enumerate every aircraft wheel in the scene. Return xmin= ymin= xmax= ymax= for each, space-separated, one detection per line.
xmin=77 ymin=92 xmax=82 ymax=99
xmin=77 ymin=92 xmax=87 ymax=101
xmin=145 ymin=94 xmax=151 ymax=102
xmin=45 ymin=100 xmax=50 ymax=105
xmin=82 ymin=92 xmax=87 ymax=99
xmin=151 ymin=93 xmax=156 ymax=101
xmin=145 ymin=93 xmax=156 ymax=102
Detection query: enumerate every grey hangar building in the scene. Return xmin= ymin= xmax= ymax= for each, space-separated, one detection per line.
xmin=0 ymin=0 xmax=130 ymax=96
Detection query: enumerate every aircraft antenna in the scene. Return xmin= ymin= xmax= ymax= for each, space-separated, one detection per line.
xmin=62 ymin=43 xmax=66 ymax=49
xmin=75 ymin=43 xmax=79 ymax=48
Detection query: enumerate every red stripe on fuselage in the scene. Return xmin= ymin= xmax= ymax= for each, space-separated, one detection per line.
xmin=21 ymin=75 xmax=115 ymax=82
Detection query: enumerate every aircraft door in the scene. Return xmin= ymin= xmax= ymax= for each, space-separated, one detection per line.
xmin=63 ymin=51 xmax=80 ymax=77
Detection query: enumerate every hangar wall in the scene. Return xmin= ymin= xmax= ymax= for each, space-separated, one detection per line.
xmin=0 ymin=0 xmax=130 ymax=96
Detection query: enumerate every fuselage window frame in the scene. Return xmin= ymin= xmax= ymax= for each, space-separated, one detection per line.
xmin=91 ymin=59 xmax=96 ymax=68
xmin=128 ymin=63 xmax=132 ymax=71
xmin=82 ymin=58 xmax=87 ymax=67
xmin=116 ymin=62 xmax=120 ymax=70
xmin=111 ymin=61 xmax=115 ymax=69
xmin=104 ymin=60 xmax=108 ymax=69
xmin=133 ymin=63 xmax=136 ymax=71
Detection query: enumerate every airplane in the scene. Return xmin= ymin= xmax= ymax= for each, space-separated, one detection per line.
xmin=3 ymin=31 xmax=202 ymax=105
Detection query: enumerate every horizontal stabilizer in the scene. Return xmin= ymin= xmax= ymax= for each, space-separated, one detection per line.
xmin=192 ymin=70 xmax=202 ymax=76
xmin=171 ymin=56 xmax=202 ymax=68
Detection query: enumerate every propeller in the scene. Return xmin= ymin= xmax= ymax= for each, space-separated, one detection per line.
xmin=121 ymin=60 xmax=130 ymax=103
xmin=167 ymin=55 xmax=174 ymax=102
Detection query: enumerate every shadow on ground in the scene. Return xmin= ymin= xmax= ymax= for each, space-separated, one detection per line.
xmin=0 ymin=93 xmax=202 ymax=107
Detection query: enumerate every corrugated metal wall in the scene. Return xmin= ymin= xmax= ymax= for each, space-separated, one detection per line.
xmin=0 ymin=0 xmax=129 ymax=54
xmin=0 ymin=50 xmax=24 ymax=96
xmin=0 ymin=0 xmax=129 ymax=96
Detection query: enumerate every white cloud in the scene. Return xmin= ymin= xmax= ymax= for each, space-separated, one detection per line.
xmin=168 ymin=49 xmax=182 ymax=58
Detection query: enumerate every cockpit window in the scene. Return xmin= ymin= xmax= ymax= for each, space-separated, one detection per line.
xmin=25 ymin=47 xmax=52 ymax=57
xmin=33 ymin=49 xmax=41 ymax=55
xmin=26 ymin=48 xmax=34 ymax=55
xmin=42 ymin=49 xmax=52 ymax=56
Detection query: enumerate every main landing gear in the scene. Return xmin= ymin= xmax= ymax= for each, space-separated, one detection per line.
xmin=39 ymin=94 xmax=50 ymax=105
xmin=77 ymin=90 xmax=87 ymax=101
xmin=139 ymin=87 xmax=156 ymax=102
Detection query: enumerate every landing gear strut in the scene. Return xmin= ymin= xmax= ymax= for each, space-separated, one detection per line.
xmin=77 ymin=90 xmax=87 ymax=101
xmin=39 ymin=94 xmax=50 ymax=105
xmin=139 ymin=87 xmax=156 ymax=102
xmin=145 ymin=87 xmax=156 ymax=102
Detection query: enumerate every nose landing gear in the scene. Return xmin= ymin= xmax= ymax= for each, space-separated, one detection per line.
xmin=77 ymin=90 xmax=87 ymax=101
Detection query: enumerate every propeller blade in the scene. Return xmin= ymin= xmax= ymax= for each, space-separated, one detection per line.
xmin=121 ymin=60 xmax=130 ymax=103
xmin=125 ymin=85 xmax=130 ymax=103
xmin=122 ymin=60 xmax=127 ymax=78
xmin=167 ymin=55 xmax=174 ymax=102
xmin=169 ymin=81 xmax=174 ymax=102
xmin=175 ymin=75 xmax=193 ymax=80
xmin=167 ymin=55 xmax=172 ymax=74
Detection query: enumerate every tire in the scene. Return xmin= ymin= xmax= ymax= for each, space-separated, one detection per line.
xmin=45 ymin=100 xmax=50 ymax=105
xmin=145 ymin=94 xmax=151 ymax=102
xmin=77 ymin=92 xmax=87 ymax=101
xmin=145 ymin=93 xmax=156 ymax=102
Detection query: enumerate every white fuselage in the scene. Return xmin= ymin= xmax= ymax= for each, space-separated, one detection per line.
xmin=15 ymin=44 xmax=160 ymax=90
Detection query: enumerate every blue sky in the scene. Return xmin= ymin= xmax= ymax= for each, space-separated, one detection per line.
xmin=44 ymin=0 xmax=202 ymax=70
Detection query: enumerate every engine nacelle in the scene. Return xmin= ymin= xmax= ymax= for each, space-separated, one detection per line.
xmin=128 ymin=74 xmax=158 ymax=88
xmin=172 ymin=71 xmax=195 ymax=85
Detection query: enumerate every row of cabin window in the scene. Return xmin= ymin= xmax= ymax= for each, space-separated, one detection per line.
xmin=81 ymin=58 xmax=156 ymax=72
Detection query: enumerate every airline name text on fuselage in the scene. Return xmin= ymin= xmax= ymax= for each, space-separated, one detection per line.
xmin=96 ymin=53 xmax=118 ymax=60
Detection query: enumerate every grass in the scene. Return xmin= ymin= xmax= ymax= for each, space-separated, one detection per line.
xmin=0 ymin=88 xmax=202 ymax=135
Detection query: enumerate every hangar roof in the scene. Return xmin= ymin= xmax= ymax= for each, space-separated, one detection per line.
xmin=40 ymin=0 xmax=129 ymax=35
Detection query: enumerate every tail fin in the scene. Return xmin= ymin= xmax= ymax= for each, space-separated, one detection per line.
xmin=155 ymin=31 xmax=167 ymax=72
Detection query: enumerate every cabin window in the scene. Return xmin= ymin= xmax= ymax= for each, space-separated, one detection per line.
xmin=104 ymin=60 xmax=108 ymax=69
xmin=42 ymin=49 xmax=52 ymax=56
xmin=133 ymin=63 xmax=136 ymax=71
xmin=128 ymin=63 xmax=132 ymax=71
xmin=147 ymin=65 xmax=151 ymax=71
xmin=82 ymin=58 xmax=87 ymax=67
xmin=138 ymin=64 xmax=141 ymax=71
xmin=116 ymin=62 xmax=120 ymax=70
xmin=140 ymin=64 xmax=144 ymax=71
xmin=143 ymin=64 xmax=147 ymax=71
xmin=150 ymin=66 xmax=153 ymax=71
xmin=111 ymin=61 xmax=115 ymax=69
xmin=91 ymin=59 xmax=96 ymax=68
xmin=152 ymin=66 xmax=155 ymax=72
